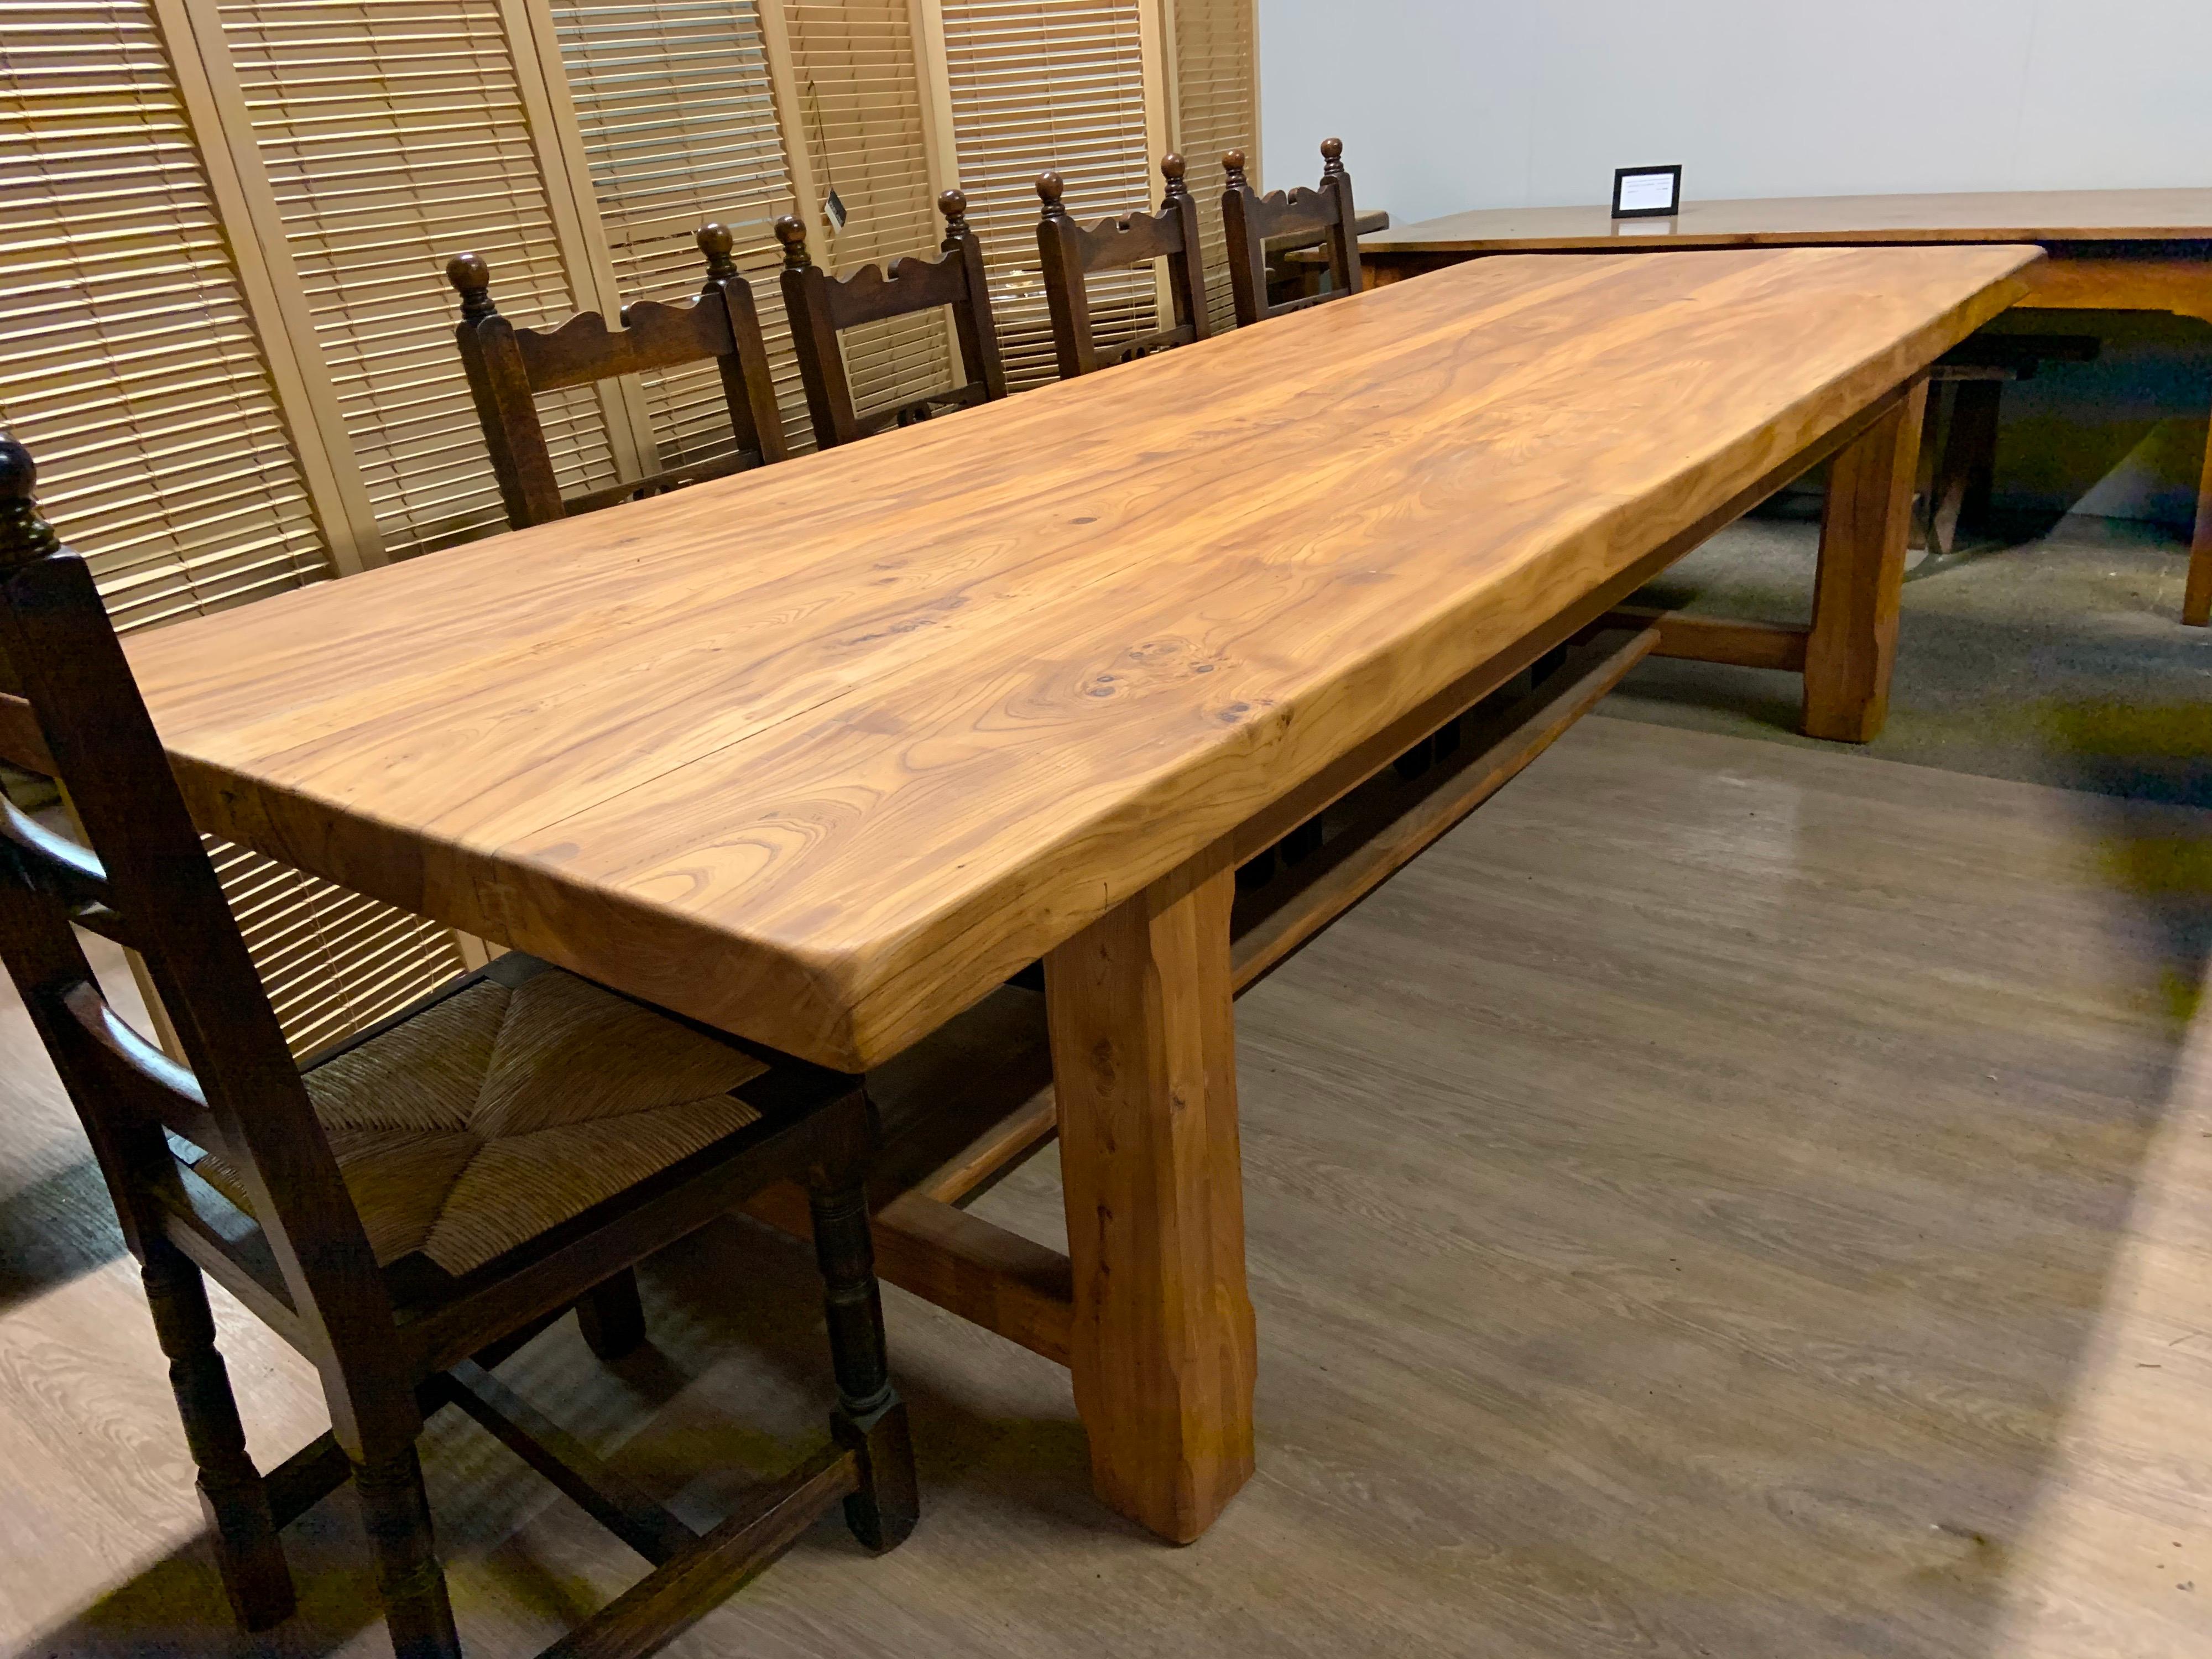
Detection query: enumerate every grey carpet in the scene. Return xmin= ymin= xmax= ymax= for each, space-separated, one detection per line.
xmin=1617 ymin=509 xmax=2211 ymax=809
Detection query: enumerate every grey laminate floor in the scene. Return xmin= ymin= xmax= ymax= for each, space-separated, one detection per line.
xmin=4 ymin=716 xmax=2209 ymax=1658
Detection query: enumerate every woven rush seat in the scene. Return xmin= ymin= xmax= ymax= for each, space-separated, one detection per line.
xmin=193 ymin=953 xmax=770 ymax=1275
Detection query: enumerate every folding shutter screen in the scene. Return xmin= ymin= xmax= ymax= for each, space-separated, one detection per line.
xmin=779 ymin=0 xmax=953 ymax=419
xmin=1 ymin=4 xmax=328 ymax=631
xmin=1165 ymin=0 xmax=1255 ymax=336
xmin=1 ymin=3 xmax=469 ymax=1058
xmin=549 ymin=0 xmax=812 ymax=453
xmin=216 ymin=0 xmax=621 ymax=559
xmin=937 ymin=0 xmax=1156 ymax=390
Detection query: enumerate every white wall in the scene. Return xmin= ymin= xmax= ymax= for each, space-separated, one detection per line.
xmin=1258 ymin=1 xmax=2212 ymax=225
xmin=1256 ymin=0 xmax=2212 ymax=527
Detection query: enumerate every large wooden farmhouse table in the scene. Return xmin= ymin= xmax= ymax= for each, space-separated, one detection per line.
xmin=1360 ymin=189 xmax=2212 ymax=625
xmin=119 ymin=242 xmax=2037 ymax=1543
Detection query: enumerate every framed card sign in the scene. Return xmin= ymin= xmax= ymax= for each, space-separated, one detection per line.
xmin=1611 ymin=165 xmax=1682 ymax=220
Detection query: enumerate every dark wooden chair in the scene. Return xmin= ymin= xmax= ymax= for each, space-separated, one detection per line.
xmin=448 ymin=223 xmax=787 ymax=530
xmin=1034 ymin=153 xmax=1210 ymax=378
xmin=0 ymin=434 xmax=914 ymax=1657
xmin=774 ymin=190 xmax=1008 ymax=448
xmin=1221 ymin=138 xmax=1362 ymax=327
xmin=1267 ymin=208 xmax=1391 ymax=312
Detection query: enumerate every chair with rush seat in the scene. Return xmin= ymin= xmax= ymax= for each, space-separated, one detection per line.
xmin=775 ymin=190 xmax=1008 ymax=447
xmin=447 ymin=223 xmax=787 ymax=530
xmin=1034 ymin=153 xmax=1211 ymax=378
xmin=0 ymin=434 xmax=915 ymax=1658
xmin=1220 ymin=138 xmax=1363 ymax=327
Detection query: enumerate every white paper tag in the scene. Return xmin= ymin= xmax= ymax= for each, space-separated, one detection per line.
xmin=1616 ymin=171 xmax=1677 ymax=214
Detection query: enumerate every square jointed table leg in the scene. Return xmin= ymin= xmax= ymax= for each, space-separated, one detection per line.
xmin=1044 ymin=852 xmax=1258 ymax=1543
xmin=1803 ymin=380 xmax=1930 ymax=743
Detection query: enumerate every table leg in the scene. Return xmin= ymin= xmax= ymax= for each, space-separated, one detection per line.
xmin=2187 ymin=416 xmax=2212 ymax=627
xmin=1931 ymin=378 xmax=2002 ymax=557
xmin=1803 ymin=382 xmax=1929 ymax=742
xmin=1043 ymin=852 xmax=1256 ymax=1543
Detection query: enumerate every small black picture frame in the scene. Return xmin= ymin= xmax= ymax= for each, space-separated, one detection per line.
xmin=1611 ymin=165 xmax=1682 ymax=220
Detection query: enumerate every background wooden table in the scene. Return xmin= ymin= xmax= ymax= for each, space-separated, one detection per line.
xmin=124 ymin=243 xmax=2036 ymax=1542
xmin=1360 ymin=188 xmax=2212 ymax=626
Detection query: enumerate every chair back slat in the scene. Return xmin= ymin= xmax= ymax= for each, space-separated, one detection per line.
xmin=55 ymin=975 xmax=228 ymax=1156
xmin=1222 ymin=138 xmax=1363 ymax=327
xmin=1036 ymin=154 xmax=1210 ymax=379
xmin=447 ymin=223 xmax=787 ymax=530
xmin=0 ymin=436 xmax=414 ymax=1445
xmin=1 ymin=789 xmax=112 ymax=905
xmin=512 ymin=296 xmax=737 ymax=390
xmin=776 ymin=190 xmax=1009 ymax=448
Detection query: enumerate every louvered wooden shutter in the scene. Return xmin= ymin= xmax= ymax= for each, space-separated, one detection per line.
xmin=549 ymin=0 xmax=813 ymax=454
xmin=2 ymin=2 xmax=468 ymax=1058
xmin=206 ymin=839 xmax=466 ymax=1057
xmin=1 ymin=4 xmax=330 ymax=632
xmin=216 ymin=0 xmax=622 ymax=559
xmin=780 ymin=0 xmax=953 ymax=418
xmin=936 ymin=0 xmax=1156 ymax=390
xmin=1166 ymin=0 xmax=1254 ymax=335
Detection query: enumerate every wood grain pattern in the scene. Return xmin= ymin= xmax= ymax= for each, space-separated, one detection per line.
xmin=1361 ymin=187 xmax=2212 ymax=254
xmin=124 ymin=244 xmax=2037 ymax=1072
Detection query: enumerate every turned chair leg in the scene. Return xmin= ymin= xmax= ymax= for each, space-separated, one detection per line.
xmin=576 ymin=1266 xmax=647 ymax=1361
xmin=140 ymin=1244 xmax=295 ymax=1631
xmin=806 ymin=1179 xmax=919 ymax=1552
xmin=354 ymin=1444 xmax=462 ymax=1659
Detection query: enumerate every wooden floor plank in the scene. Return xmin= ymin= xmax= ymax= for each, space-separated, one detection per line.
xmin=4 ymin=716 xmax=2208 ymax=1656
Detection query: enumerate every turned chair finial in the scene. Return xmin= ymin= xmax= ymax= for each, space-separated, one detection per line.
xmin=1160 ymin=152 xmax=1190 ymax=203
xmin=773 ymin=214 xmax=813 ymax=272
xmin=938 ymin=189 xmax=972 ymax=250
xmin=695 ymin=222 xmax=739 ymax=279
xmin=445 ymin=252 xmax=497 ymax=323
xmin=1035 ymin=171 xmax=1068 ymax=221
xmin=1222 ymin=149 xmax=1250 ymax=192
xmin=1319 ymin=136 xmax=1347 ymax=178
xmin=0 ymin=434 xmax=61 ymax=566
